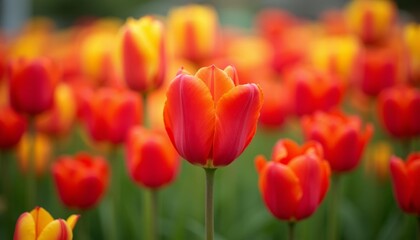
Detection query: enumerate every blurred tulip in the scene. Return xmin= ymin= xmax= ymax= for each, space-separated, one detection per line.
xmin=13 ymin=206 xmax=79 ymax=240
xmin=17 ymin=133 xmax=52 ymax=177
xmin=365 ymin=141 xmax=393 ymax=181
xmin=320 ymin=10 xmax=350 ymax=36
xmin=168 ymin=4 xmax=219 ymax=62
xmin=285 ymin=65 xmax=343 ymax=116
xmin=377 ymin=85 xmax=420 ymax=139
xmin=0 ymin=106 xmax=26 ymax=150
xmin=390 ymin=153 xmax=420 ymax=215
xmin=52 ymin=153 xmax=110 ymax=209
xmin=164 ymin=65 xmax=263 ymax=167
xmin=36 ymin=83 xmax=77 ymax=138
xmin=255 ymin=139 xmax=330 ymax=221
xmin=302 ymin=111 xmax=373 ymax=173
xmin=255 ymin=9 xmax=299 ymax=44
xmin=82 ymin=87 xmax=142 ymax=145
xmin=346 ymin=0 xmax=396 ymax=44
xmin=117 ymin=16 xmax=166 ymax=92
xmin=404 ymin=23 xmax=420 ymax=85
xmin=125 ymin=126 xmax=179 ymax=189
xmin=147 ymin=90 xmax=167 ymax=130
xmin=8 ymin=57 xmax=58 ymax=115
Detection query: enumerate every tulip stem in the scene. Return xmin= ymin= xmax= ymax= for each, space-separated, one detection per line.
xmin=328 ymin=174 xmax=341 ymax=240
xmin=417 ymin=217 xmax=420 ymax=240
xmin=288 ymin=222 xmax=295 ymax=240
xmin=205 ymin=168 xmax=216 ymax=240
xmin=150 ymin=189 xmax=158 ymax=240
xmin=26 ymin=118 xmax=37 ymax=208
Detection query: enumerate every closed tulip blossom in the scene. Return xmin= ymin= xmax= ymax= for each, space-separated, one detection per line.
xmin=125 ymin=126 xmax=179 ymax=189
xmin=117 ymin=16 xmax=166 ymax=92
xmin=8 ymin=57 xmax=58 ymax=115
xmin=302 ymin=111 xmax=373 ymax=173
xmin=81 ymin=87 xmax=142 ymax=145
xmin=390 ymin=153 xmax=420 ymax=215
xmin=13 ymin=206 xmax=79 ymax=240
xmin=255 ymin=139 xmax=330 ymax=221
xmin=0 ymin=106 xmax=26 ymax=150
xmin=164 ymin=65 xmax=263 ymax=168
xmin=377 ymin=86 xmax=420 ymax=139
xmin=52 ymin=153 xmax=110 ymax=209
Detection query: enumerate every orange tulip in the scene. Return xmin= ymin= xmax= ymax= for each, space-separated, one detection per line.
xmin=8 ymin=57 xmax=58 ymax=115
xmin=164 ymin=65 xmax=263 ymax=167
xmin=302 ymin=111 xmax=373 ymax=173
xmin=125 ymin=126 xmax=179 ymax=189
xmin=255 ymin=139 xmax=330 ymax=221
xmin=0 ymin=106 xmax=26 ymax=150
xmin=390 ymin=153 xmax=420 ymax=215
xmin=377 ymin=85 xmax=420 ymax=139
xmin=13 ymin=206 xmax=79 ymax=240
xmin=17 ymin=133 xmax=52 ymax=177
xmin=52 ymin=153 xmax=110 ymax=209
xmin=81 ymin=87 xmax=142 ymax=145
xmin=117 ymin=16 xmax=166 ymax=92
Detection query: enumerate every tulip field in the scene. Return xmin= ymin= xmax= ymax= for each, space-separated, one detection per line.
xmin=1 ymin=1 xmax=420 ymax=240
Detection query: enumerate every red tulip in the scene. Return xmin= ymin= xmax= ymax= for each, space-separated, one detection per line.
xmin=0 ymin=106 xmax=26 ymax=150
xmin=164 ymin=65 xmax=263 ymax=168
xmin=52 ymin=153 xmax=110 ymax=209
xmin=81 ymin=87 xmax=142 ymax=145
xmin=390 ymin=153 xmax=420 ymax=215
xmin=8 ymin=57 xmax=58 ymax=115
xmin=125 ymin=126 xmax=179 ymax=189
xmin=302 ymin=111 xmax=373 ymax=173
xmin=255 ymin=139 xmax=330 ymax=221
xmin=377 ymin=85 xmax=420 ymax=139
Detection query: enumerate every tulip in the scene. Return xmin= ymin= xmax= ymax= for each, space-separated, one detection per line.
xmin=0 ymin=106 xmax=27 ymax=150
xmin=117 ymin=16 xmax=166 ymax=92
xmin=13 ymin=206 xmax=79 ymax=240
xmin=404 ymin=23 xmax=420 ymax=85
xmin=302 ymin=111 xmax=373 ymax=173
xmin=167 ymin=4 xmax=219 ymax=63
xmin=17 ymin=133 xmax=52 ymax=177
xmin=8 ymin=57 xmax=59 ymax=115
xmin=81 ymin=87 xmax=142 ymax=145
xmin=390 ymin=153 xmax=420 ymax=215
xmin=125 ymin=126 xmax=179 ymax=189
xmin=164 ymin=65 xmax=263 ymax=168
xmin=255 ymin=139 xmax=330 ymax=221
xmin=365 ymin=141 xmax=393 ymax=181
xmin=52 ymin=152 xmax=110 ymax=209
xmin=36 ymin=83 xmax=77 ymax=138
xmin=346 ymin=0 xmax=396 ymax=44
xmin=377 ymin=85 xmax=420 ymax=139
xmin=284 ymin=65 xmax=343 ymax=117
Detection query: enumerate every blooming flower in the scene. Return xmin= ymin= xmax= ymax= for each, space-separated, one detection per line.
xmin=164 ymin=65 xmax=263 ymax=168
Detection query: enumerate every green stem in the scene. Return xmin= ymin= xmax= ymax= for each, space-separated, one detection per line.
xmin=401 ymin=138 xmax=412 ymax=159
xmin=328 ymin=174 xmax=341 ymax=240
xmin=150 ymin=189 xmax=158 ymax=240
xmin=205 ymin=168 xmax=216 ymax=240
xmin=288 ymin=222 xmax=295 ymax=240
xmin=417 ymin=217 xmax=420 ymax=240
xmin=141 ymin=93 xmax=150 ymax=129
xmin=26 ymin=118 xmax=36 ymax=208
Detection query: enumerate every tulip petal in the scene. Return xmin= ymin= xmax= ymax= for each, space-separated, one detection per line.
xmin=289 ymin=154 xmax=324 ymax=220
xmin=13 ymin=212 xmax=35 ymax=240
xmin=319 ymin=160 xmax=331 ymax=203
xmin=30 ymin=207 xmax=54 ymax=238
xmin=381 ymin=98 xmax=406 ymax=137
xmin=407 ymin=156 xmax=420 ymax=214
xmin=164 ymin=74 xmax=215 ymax=166
xmin=213 ymin=84 xmax=263 ymax=166
xmin=329 ymin=126 xmax=359 ymax=172
xmin=260 ymin=162 xmax=302 ymax=220
xmin=255 ymin=155 xmax=267 ymax=175
xmin=390 ymin=156 xmax=412 ymax=212
xmin=66 ymin=215 xmax=79 ymax=230
xmin=37 ymin=219 xmax=72 ymax=240
xmin=195 ymin=65 xmax=235 ymax=103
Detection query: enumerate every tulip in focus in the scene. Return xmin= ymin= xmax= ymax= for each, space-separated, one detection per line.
xmin=8 ymin=57 xmax=59 ymax=115
xmin=377 ymin=85 xmax=420 ymax=139
xmin=168 ymin=4 xmax=219 ymax=63
xmin=17 ymin=133 xmax=52 ymax=176
xmin=117 ymin=16 xmax=166 ymax=92
xmin=13 ymin=206 xmax=79 ymax=240
xmin=164 ymin=65 xmax=263 ymax=167
xmin=52 ymin=153 xmax=110 ymax=209
xmin=302 ymin=111 xmax=373 ymax=173
xmin=390 ymin=153 xmax=420 ymax=215
xmin=36 ymin=83 xmax=77 ymax=138
xmin=0 ymin=106 xmax=26 ymax=150
xmin=255 ymin=139 xmax=330 ymax=221
xmin=346 ymin=0 xmax=396 ymax=44
xmin=125 ymin=126 xmax=179 ymax=189
xmin=81 ymin=87 xmax=142 ymax=145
